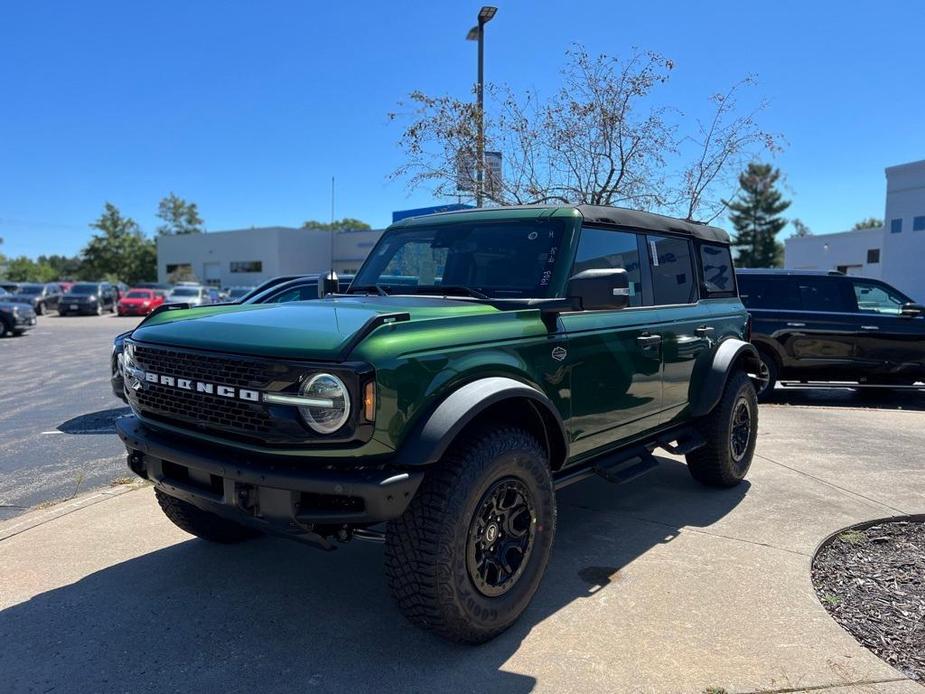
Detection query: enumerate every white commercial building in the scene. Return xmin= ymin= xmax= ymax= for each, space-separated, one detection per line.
xmin=156 ymin=227 xmax=384 ymax=287
xmin=786 ymin=159 xmax=925 ymax=302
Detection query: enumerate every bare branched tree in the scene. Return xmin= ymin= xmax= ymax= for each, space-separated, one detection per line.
xmin=389 ymin=46 xmax=782 ymax=222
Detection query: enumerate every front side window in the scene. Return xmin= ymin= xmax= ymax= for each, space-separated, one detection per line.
xmin=572 ymin=227 xmax=643 ymax=307
xmin=700 ymin=244 xmax=735 ymax=293
xmin=354 ymin=220 xmax=566 ymax=298
xmin=851 ymin=280 xmax=909 ymax=315
xmin=737 ymin=276 xmax=801 ymax=310
xmin=647 ymin=234 xmax=695 ymax=305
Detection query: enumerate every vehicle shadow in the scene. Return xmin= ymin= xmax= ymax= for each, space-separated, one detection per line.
xmin=763 ymin=386 xmax=925 ymax=412
xmin=0 ymin=457 xmax=747 ymax=693
xmin=57 ymin=406 xmax=132 ymax=434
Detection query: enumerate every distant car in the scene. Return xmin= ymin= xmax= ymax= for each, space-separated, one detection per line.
xmin=226 ymin=286 xmax=256 ymax=301
xmin=165 ymin=285 xmax=212 ymax=307
xmin=59 ymin=282 xmax=117 ymax=316
xmin=0 ymin=281 xmax=20 ymax=294
xmin=0 ymin=297 xmax=37 ymax=337
xmin=738 ymin=269 xmax=925 ymax=398
xmin=117 ymin=288 xmax=165 ymax=317
xmin=242 ymin=274 xmax=354 ymax=304
xmin=9 ymin=282 xmax=63 ymax=315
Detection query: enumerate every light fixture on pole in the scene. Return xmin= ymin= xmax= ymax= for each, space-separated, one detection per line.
xmin=466 ymin=6 xmax=497 ymax=208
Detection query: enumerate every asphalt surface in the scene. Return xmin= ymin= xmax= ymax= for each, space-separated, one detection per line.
xmin=0 ymin=312 xmax=143 ymax=520
xmin=1 ymin=315 xmax=924 ymax=523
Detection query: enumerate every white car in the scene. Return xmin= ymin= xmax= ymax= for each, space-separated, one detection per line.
xmin=166 ymin=286 xmax=211 ymax=307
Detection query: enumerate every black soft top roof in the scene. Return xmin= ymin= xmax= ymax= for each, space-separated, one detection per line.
xmin=576 ymin=205 xmax=729 ymax=244
xmin=394 ymin=203 xmax=730 ymax=244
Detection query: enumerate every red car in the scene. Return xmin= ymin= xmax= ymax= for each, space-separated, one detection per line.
xmin=117 ymin=288 xmax=165 ymax=316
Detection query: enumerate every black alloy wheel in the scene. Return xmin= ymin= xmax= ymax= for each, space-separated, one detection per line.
xmin=466 ymin=477 xmax=537 ymax=597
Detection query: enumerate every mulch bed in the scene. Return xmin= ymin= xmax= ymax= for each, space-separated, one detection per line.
xmin=811 ymin=519 xmax=925 ymax=682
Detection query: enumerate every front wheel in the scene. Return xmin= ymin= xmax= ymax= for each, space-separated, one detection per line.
xmin=686 ymin=371 xmax=758 ymax=487
xmin=385 ymin=426 xmax=556 ymax=644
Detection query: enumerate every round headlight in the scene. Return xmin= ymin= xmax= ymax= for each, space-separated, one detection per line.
xmin=299 ymin=373 xmax=350 ymax=434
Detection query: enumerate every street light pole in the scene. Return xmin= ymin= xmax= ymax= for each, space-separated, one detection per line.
xmin=467 ymin=6 xmax=496 ymax=208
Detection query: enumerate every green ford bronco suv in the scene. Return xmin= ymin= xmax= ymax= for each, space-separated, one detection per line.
xmin=113 ymin=205 xmax=761 ymax=643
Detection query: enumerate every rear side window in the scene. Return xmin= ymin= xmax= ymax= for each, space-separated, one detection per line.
xmin=699 ymin=244 xmax=735 ymax=294
xmin=647 ymin=235 xmax=695 ymax=305
xmin=573 ymin=227 xmax=644 ymax=307
xmin=737 ymin=276 xmax=801 ymax=310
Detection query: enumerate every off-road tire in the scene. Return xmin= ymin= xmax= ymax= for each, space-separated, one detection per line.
xmin=686 ymin=371 xmax=758 ymax=487
xmin=385 ymin=426 xmax=556 ymax=644
xmin=155 ymin=488 xmax=260 ymax=543
xmin=755 ymin=349 xmax=778 ymax=402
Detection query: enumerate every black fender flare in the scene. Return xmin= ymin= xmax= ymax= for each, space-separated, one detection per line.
xmin=689 ymin=339 xmax=764 ymax=417
xmin=394 ymin=376 xmax=568 ymax=469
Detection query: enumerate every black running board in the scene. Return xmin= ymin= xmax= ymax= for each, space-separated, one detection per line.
xmin=553 ymin=424 xmax=704 ymax=490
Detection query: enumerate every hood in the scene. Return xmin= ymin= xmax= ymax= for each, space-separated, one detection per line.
xmin=130 ymin=296 xmax=499 ymax=360
xmin=0 ymin=300 xmax=34 ymax=313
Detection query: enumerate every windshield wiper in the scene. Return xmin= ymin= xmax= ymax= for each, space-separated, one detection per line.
xmin=346 ymin=284 xmax=390 ymax=296
xmin=412 ymin=285 xmax=490 ymax=300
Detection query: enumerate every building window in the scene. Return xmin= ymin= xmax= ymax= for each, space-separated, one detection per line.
xmin=866 ymin=248 xmax=880 ymax=264
xmin=890 ymin=218 xmax=903 ymax=234
xmin=914 ymin=216 xmax=925 ymax=231
xmin=230 ymin=261 xmax=263 ymax=273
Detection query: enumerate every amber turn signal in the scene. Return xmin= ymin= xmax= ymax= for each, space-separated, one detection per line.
xmin=363 ymin=381 xmax=376 ymax=421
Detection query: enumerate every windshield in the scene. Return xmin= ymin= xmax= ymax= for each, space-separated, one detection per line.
xmin=126 ymin=290 xmax=151 ymax=299
xmin=17 ymin=285 xmax=43 ymax=295
xmin=68 ymin=284 xmax=98 ymax=295
xmin=353 ymin=220 xmax=566 ymax=298
xmin=171 ymin=287 xmax=199 ymax=297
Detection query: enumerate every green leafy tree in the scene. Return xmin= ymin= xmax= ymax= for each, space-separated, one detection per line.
xmin=4 ymin=256 xmax=57 ymax=282
xmin=37 ymin=254 xmax=82 ymax=279
xmin=723 ymin=163 xmax=789 ymax=267
xmin=156 ymin=193 xmax=204 ymax=235
xmin=80 ymin=203 xmax=156 ymax=284
xmin=852 ymin=217 xmax=883 ymax=231
xmin=302 ymin=218 xmax=371 ymax=231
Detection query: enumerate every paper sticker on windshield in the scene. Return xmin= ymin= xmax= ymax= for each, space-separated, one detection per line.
xmin=649 ymin=239 xmax=659 ymax=267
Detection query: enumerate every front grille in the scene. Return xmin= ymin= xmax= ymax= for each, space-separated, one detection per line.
xmin=128 ymin=343 xmax=297 ymax=439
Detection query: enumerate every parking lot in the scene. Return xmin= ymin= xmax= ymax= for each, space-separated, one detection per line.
xmin=0 ymin=313 xmax=143 ymax=520
xmin=1 ymin=317 xmax=924 ymax=692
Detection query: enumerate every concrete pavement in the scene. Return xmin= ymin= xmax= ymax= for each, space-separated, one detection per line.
xmin=1 ymin=399 xmax=923 ymax=693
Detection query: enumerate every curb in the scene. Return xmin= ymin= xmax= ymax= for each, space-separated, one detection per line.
xmin=0 ymin=483 xmax=148 ymax=542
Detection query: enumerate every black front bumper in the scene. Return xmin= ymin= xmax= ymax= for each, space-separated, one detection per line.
xmin=116 ymin=416 xmax=423 ymax=537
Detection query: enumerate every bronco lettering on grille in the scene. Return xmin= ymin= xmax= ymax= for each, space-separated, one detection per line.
xmin=139 ymin=370 xmax=260 ymax=402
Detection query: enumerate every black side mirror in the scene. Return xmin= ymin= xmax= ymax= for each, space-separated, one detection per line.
xmin=566 ymin=268 xmax=630 ymax=311
xmin=901 ymin=302 xmax=925 ymax=318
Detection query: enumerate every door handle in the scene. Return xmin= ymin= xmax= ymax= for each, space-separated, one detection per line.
xmin=860 ymin=325 xmax=879 ymax=330
xmin=786 ymin=322 xmax=806 ymax=327
xmin=695 ymin=325 xmax=715 ymax=337
xmin=637 ymin=333 xmax=662 ymax=346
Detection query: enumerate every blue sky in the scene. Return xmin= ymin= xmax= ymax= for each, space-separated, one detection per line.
xmin=1 ymin=1 xmax=922 ymax=258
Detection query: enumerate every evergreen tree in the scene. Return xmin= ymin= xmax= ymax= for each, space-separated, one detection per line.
xmin=723 ymin=163 xmax=790 ymax=267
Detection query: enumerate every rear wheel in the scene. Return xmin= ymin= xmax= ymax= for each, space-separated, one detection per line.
xmin=385 ymin=426 xmax=556 ymax=644
xmin=686 ymin=371 xmax=758 ymax=487
xmin=155 ymin=488 xmax=261 ymax=543
xmin=755 ymin=349 xmax=778 ymax=401
xmin=35 ymin=302 xmax=44 ymax=316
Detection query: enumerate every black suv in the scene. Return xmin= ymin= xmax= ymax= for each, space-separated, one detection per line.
xmin=737 ymin=270 xmax=925 ymax=398
xmin=9 ymin=282 xmax=63 ymax=315
xmin=59 ymin=282 xmax=117 ymax=315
